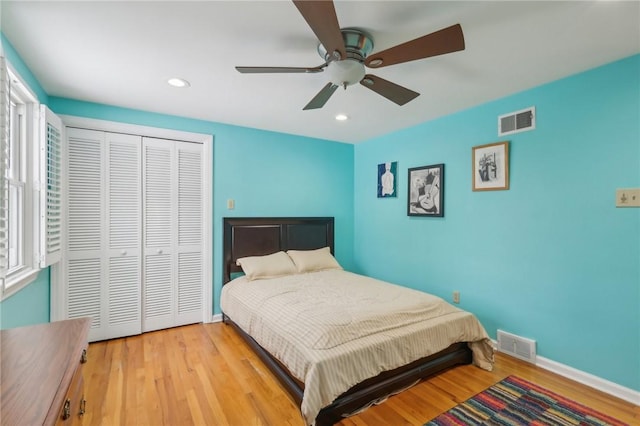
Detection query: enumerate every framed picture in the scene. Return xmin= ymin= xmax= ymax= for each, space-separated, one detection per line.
xmin=472 ymin=141 xmax=509 ymax=191
xmin=407 ymin=164 xmax=444 ymax=217
xmin=377 ymin=161 xmax=397 ymax=198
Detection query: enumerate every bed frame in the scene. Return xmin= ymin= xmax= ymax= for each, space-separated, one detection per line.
xmin=222 ymin=217 xmax=472 ymax=426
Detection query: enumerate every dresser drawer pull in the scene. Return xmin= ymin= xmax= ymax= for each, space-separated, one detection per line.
xmin=62 ymin=399 xmax=71 ymax=420
xmin=81 ymin=348 xmax=87 ymax=364
xmin=79 ymin=398 xmax=87 ymax=416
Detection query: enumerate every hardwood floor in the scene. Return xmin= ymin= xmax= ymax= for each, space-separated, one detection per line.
xmin=83 ymin=323 xmax=639 ymax=425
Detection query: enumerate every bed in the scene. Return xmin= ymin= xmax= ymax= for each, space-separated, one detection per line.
xmin=221 ymin=217 xmax=494 ymax=426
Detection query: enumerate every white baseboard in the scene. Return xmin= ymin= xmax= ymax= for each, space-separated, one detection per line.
xmin=491 ymin=339 xmax=640 ymax=405
xmin=536 ymin=356 xmax=640 ymax=405
xmin=211 ymin=313 xmax=223 ymax=323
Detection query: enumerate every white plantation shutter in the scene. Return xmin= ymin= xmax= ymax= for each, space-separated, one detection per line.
xmin=39 ymin=105 xmax=63 ymax=267
xmin=0 ymin=56 xmax=10 ymax=280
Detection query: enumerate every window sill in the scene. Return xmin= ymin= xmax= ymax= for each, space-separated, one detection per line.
xmin=1 ymin=268 xmax=41 ymax=302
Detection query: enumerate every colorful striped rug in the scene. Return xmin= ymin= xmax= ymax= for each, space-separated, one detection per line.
xmin=425 ymin=376 xmax=628 ymax=426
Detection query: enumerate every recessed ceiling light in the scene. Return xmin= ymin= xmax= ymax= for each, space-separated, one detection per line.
xmin=335 ymin=114 xmax=349 ymax=121
xmin=167 ymin=77 xmax=190 ymax=88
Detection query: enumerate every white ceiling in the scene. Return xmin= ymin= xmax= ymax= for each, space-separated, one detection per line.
xmin=2 ymin=1 xmax=639 ymax=143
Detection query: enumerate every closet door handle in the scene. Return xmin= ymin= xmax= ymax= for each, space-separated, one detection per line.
xmin=121 ymin=250 xmax=127 ymax=256
xmin=156 ymin=249 xmax=163 ymax=254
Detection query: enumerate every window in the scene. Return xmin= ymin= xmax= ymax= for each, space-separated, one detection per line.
xmin=0 ymin=56 xmax=53 ymax=299
xmin=1 ymin=59 xmax=39 ymax=297
xmin=8 ymin=87 xmax=27 ymax=272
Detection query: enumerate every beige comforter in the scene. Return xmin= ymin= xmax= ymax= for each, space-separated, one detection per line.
xmin=220 ymin=270 xmax=494 ymax=425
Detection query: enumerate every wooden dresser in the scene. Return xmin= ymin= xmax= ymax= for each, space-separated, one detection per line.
xmin=1 ymin=317 xmax=91 ymax=425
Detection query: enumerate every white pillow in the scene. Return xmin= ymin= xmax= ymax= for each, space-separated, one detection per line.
xmin=235 ymin=251 xmax=297 ymax=281
xmin=286 ymin=247 xmax=342 ymax=273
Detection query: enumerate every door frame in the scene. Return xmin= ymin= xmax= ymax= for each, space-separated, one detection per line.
xmin=50 ymin=115 xmax=213 ymax=326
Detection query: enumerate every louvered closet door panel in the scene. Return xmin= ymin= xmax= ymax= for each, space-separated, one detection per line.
xmin=142 ymin=138 xmax=175 ymax=332
xmin=108 ymin=133 xmax=141 ymax=249
xmin=176 ymin=142 xmax=203 ymax=325
xmin=105 ymin=132 xmax=141 ymax=338
xmin=177 ymin=252 xmax=202 ymax=319
xmin=177 ymin=145 xmax=202 ymax=248
xmin=66 ymin=128 xmax=106 ymax=340
xmin=144 ymin=252 xmax=172 ymax=319
xmin=68 ymin=258 xmax=102 ymax=328
xmin=67 ymin=129 xmax=103 ymax=255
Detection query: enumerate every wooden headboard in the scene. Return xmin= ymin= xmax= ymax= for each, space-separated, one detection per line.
xmin=223 ymin=217 xmax=335 ymax=284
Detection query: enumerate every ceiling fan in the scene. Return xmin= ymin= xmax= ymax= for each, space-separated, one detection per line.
xmin=236 ymin=0 xmax=465 ymax=110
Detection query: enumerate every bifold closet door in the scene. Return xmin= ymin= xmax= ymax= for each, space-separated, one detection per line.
xmin=66 ymin=128 xmax=142 ymax=341
xmin=175 ymin=141 xmax=204 ymax=326
xmin=142 ymin=137 xmax=203 ymax=332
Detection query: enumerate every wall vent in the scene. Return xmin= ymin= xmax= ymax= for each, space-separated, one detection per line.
xmin=498 ymin=106 xmax=535 ymax=136
xmin=497 ymin=329 xmax=537 ymax=363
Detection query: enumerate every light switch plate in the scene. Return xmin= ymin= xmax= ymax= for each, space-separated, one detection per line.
xmin=616 ymin=188 xmax=640 ymax=207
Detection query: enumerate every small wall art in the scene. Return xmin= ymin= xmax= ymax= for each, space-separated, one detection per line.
xmin=407 ymin=164 xmax=444 ymax=217
xmin=377 ymin=161 xmax=397 ymax=198
xmin=472 ymin=141 xmax=510 ymax=191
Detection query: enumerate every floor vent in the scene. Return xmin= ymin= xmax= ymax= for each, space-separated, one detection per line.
xmin=498 ymin=106 xmax=535 ymax=136
xmin=497 ymin=329 xmax=536 ymax=363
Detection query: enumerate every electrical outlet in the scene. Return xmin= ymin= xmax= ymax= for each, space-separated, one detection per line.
xmin=616 ymin=188 xmax=640 ymax=207
xmin=453 ymin=291 xmax=460 ymax=304
xmin=227 ymin=199 xmax=235 ymax=209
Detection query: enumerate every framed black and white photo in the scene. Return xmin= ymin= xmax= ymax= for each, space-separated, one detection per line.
xmin=407 ymin=164 xmax=444 ymax=217
xmin=377 ymin=161 xmax=397 ymax=198
xmin=472 ymin=141 xmax=509 ymax=191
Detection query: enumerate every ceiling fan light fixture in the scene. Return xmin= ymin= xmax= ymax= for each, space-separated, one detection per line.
xmin=167 ymin=77 xmax=190 ymax=88
xmin=327 ymin=59 xmax=365 ymax=87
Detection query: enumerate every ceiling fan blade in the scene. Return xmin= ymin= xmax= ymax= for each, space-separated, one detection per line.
xmin=360 ymin=74 xmax=419 ymax=106
xmin=236 ymin=64 xmax=326 ymax=74
xmin=292 ymin=0 xmax=346 ymax=61
xmin=303 ymin=82 xmax=339 ymax=110
xmin=365 ymin=24 xmax=465 ymax=68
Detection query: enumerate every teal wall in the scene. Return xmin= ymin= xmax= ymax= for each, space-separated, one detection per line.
xmin=353 ymin=55 xmax=640 ymax=391
xmin=0 ymin=270 xmax=50 ymax=328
